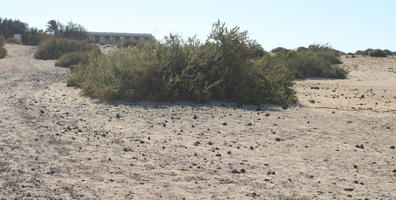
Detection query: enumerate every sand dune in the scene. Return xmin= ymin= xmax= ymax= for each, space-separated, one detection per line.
xmin=0 ymin=44 xmax=395 ymax=199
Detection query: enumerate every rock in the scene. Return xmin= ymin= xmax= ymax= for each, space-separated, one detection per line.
xmin=249 ymin=146 xmax=254 ymax=150
xmin=267 ymin=170 xmax=275 ymax=175
xmin=208 ymin=141 xmax=213 ymax=145
xmin=347 ymin=120 xmax=353 ymax=124
xmin=194 ymin=141 xmax=200 ymax=146
xmin=40 ymin=110 xmax=44 ymax=114
xmin=309 ymin=100 xmax=315 ymax=104
xmin=222 ymin=122 xmax=227 ymax=126
xmin=215 ymin=153 xmax=221 ymax=157
xmin=193 ymin=115 xmax=198 ymax=119
xmin=275 ymin=138 xmax=283 ymax=142
xmin=246 ymin=122 xmax=253 ymax=126
xmin=265 ymin=113 xmax=270 ymax=117
xmin=281 ymin=105 xmax=288 ymax=110
xmin=310 ymin=86 xmax=320 ymax=90
xmin=115 ymin=113 xmax=121 ymax=118
xmin=391 ymin=146 xmax=395 ymax=149
xmin=344 ymin=188 xmax=354 ymax=192
xmin=227 ymin=151 xmax=232 ymax=155
xmin=240 ymin=169 xmax=246 ymax=173
xmin=353 ymin=165 xmax=358 ymax=169
xmin=355 ymin=144 xmax=364 ymax=149
xmin=231 ymin=169 xmax=240 ymax=174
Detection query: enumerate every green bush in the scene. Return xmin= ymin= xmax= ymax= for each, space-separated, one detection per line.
xmin=34 ymin=38 xmax=97 ymax=60
xmin=257 ymin=45 xmax=347 ymax=79
xmin=0 ymin=46 xmax=6 ymax=58
xmin=68 ymin=22 xmax=296 ymax=105
xmin=0 ymin=35 xmax=4 ymax=46
xmin=271 ymin=47 xmax=288 ymax=53
xmin=55 ymin=50 xmax=100 ymax=67
xmin=383 ymin=49 xmax=392 ymax=56
xmin=369 ymin=49 xmax=387 ymax=57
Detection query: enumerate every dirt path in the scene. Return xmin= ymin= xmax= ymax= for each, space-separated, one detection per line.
xmin=0 ymin=44 xmax=395 ymax=199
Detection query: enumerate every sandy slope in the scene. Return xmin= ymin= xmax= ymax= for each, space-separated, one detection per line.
xmin=0 ymin=44 xmax=395 ymax=199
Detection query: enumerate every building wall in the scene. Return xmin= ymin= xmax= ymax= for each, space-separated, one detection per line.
xmin=88 ymin=33 xmax=151 ymax=44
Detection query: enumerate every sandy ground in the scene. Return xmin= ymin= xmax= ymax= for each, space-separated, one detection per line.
xmin=0 ymin=44 xmax=395 ymax=199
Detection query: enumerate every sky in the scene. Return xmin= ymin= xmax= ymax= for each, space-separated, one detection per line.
xmin=2 ymin=0 xmax=396 ymax=52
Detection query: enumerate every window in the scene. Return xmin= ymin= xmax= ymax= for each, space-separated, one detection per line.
xmin=115 ymin=36 xmax=120 ymax=41
xmin=134 ymin=37 xmax=140 ymax=40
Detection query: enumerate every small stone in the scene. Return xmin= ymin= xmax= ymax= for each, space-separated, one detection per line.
xmin=194 ymin=141 xmax=200 ymax=146
xmin=355 ymin=144 xmax=364 ymax=149
xmin=310 ymin=86 xmax=320 ymax=90
xmin=193 ymin=115 xmax=198 ymax=119
xmin=240 ymin=169 xmax=246 ymax=173
xmin=309 ymin=100 xmax=315 ymax=104
xmin=267 ymin=170 xmax=275 ymax=175
xmin=215 ymin=153 xmax=221 ymax=157
xmin=231 ymin=169 xmax=240 ymax=174
xmin=208 ymin=141 xmax=213 ymax=145
xmin=275 ymin=138 xmax=283 ymax=142
xmin=281 ymin=105 xmax=288 ymax=110
xmin=347 ymin=120 xmax=353 ymax=124
xmin=115 ymin=113 xmax=121 ymax=118
xmin=222 ymin=122 xmax=227 ymax=126
xmin=265 ymin=113 xmax=270 ymax=117
xmin=249 ymin=146 xmax=254 ymax=150
xmin=391 ymin=146 xmax=395 ymax=149
xmin=227 ymin=151 xmax=232 ymax=155
xmin=246 ymin=122 xmax=253 ymax=126
xmin=344 ymin=188 xmax=354 ymax=191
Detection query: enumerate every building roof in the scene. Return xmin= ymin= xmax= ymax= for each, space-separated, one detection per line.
xmin=88 ymin=32 xmax=152 ymax=37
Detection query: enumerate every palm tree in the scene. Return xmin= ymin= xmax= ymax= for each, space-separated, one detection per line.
xmin=46 ymin=20 xmax=59 ymax=35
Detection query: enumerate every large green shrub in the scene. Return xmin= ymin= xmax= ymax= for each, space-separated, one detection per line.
xmin=34 ymin=38 xmax=97 ymax=60
xmin=68 ymin=22 xmax=296 ymax=105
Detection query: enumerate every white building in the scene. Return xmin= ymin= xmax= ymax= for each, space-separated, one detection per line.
xmin=87 ymin=32 xmax=152 ymax=43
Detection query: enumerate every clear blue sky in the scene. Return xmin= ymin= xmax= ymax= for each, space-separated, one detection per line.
xmin=3 ymin=0 xmax=396 ymax=52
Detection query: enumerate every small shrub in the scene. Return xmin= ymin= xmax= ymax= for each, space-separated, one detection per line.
xmin=369 ymin=49 xmax=387 ymax=57
xmin=34 ymin=38 xmax=97 ymax=60
xmin=382 ymin=49 xmax=392 ymax=56
xmin=271 ymin=47 xmax=288 ymax=53
xmin=257 ymin=46 xmax=347 ymax=79
xmin=6 ymin=37 xmax=22 ymax=44
xmin=0 ymin=46 xmax=6 ymax=58
xmin=55 ymin=50 xmax=100 ymax=67
xmin=0 ymin=35 xmax=4 ymax=46
xmin=117 ymin=40 xmax=139 ymax=48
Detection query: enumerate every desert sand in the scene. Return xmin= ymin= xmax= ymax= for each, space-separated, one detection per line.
xmin=0 ymin=44 xmax=395 ymax=199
